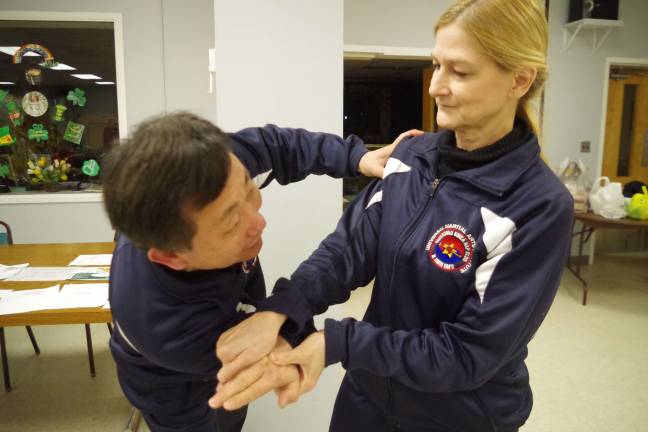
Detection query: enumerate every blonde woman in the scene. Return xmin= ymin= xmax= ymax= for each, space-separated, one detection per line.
xmin=213 ymin=1 xmax=572 ymax=431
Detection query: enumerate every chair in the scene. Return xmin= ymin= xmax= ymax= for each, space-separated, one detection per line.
xmin=0 ymin=220 xmax=41 ymax=392
xmin=0 ymin=220 xmax=13 ymax=245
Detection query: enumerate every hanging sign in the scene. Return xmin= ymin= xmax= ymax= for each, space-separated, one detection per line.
xmin=54 ymin=104 xmax=67 ymax=121
xmin=6 ymin=99 xmax=24 ymax=127
xmin=25 ymin=67 xmax=43 ymax=85
xmin=64 ymin=121 xmax=85 ymax=144
xmin=82 ymin=159 xmax=100 ymax=177
xmin=0 ymin=126 xmax=16 ymax=146
xmin=67 ymin=88 xmax=86 ymax=107
xmin=22 ymin=91 xmax=49 ymax=117
xmin=28 ymin=124 xmax=49 ymax=142
xmin=13 ymin=43 xmax=56 ymax=67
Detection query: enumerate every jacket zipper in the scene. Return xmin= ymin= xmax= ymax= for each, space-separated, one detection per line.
xmin=385 ymin=177 xmax=440 ymax=419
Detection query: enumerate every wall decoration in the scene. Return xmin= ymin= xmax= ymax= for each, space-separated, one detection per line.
xmin=0 ymin=163 xmax=9 ymax=179
xmin=27 ymin=157 xmax=70 ymax=185
xmin=66 ymin=88 xmax=86 ymax=107
xmin=64 ymin=121 xmax=85 ymax=144
xmin=0 ymin=155 xmax=16 ymax=184
xmin=6 ymin=99 xmax=24 ymax=126
xmin=28 ymin=124 xmax=49 ymax=142
xmin=25 ymin=67 xmax=43 ymax=85
xmin=0 ymin=126 xmax=16 ymax=146
xmin=82 ymin=159 xmax=100 ymax=177
xmin=1 ymin=19 xmax=121 ymax=194
xmin=22 ymin=91 xmax=49 ymax=117
xmin=12 ymin=43 xmax=56 ymax=67
xmin=54 ymin=104 xmax=67 ymax=121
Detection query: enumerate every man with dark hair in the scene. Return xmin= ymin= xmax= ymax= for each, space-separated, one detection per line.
xmin=103 ymin=112 xmax=419 ymax=432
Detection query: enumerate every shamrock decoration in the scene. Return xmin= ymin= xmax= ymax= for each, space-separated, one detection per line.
xmin=0 ymin=164 xmax=9 ymax=178
xmin=28 ymin=124 xmax=49 ymax=142
xmin=82 ymin=159 xmax=100 ymax=177
xmin=67 ymin=88 xmax=86 ymax=107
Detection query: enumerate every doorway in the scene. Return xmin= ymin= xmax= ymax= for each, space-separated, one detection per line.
xmin=596 ymin=58 xmax=648 ymax=254
xmin=601 ymin=64 xmax=648 ymax=183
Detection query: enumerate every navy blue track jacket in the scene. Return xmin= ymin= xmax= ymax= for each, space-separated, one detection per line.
xmin=108 ymin=125 xmax=367 ymax=418
xmin=261 ymin=129 xmax=574 ymax=431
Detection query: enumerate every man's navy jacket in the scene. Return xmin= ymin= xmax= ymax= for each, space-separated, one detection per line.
xmin=109 ymin=125 xmax=367 ymax=417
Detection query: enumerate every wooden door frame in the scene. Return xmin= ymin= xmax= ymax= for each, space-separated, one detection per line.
xmin=597 ymin=57 xmax=648 ymax=179
xmin=587 ymin=57 xmax=648 ymax=263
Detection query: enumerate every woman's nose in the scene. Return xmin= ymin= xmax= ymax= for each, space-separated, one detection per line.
xmin=429 ymin=70 xmax=449 ymax=98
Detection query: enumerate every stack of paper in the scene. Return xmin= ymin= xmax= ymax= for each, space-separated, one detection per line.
xmin=51 ymin=283 xmax=109 ymax=309
xmin=0 ymin=286 xmax=59 ymax=315
xmin=4 ymin=267 xmax=107 ymax=282
xmin=68 ymin=254 xmax=113 ymax=266
xmin=0 ymin=263 xmax=29 ymax=280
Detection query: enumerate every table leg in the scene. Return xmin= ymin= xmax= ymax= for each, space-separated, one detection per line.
xmin=85 ymin=324 xmax=96 ymax=377
xmin=566 ymin=221 xmax=591 ymax=305
xmin=0 ymin=327 xmax=11 ymax=392
xmin=577 ymin=225 xmax=588 ymax=305
xmin=123 ymin=406 xmax=142 ymax=432
xmin=25 ymin=326 xmax=40 ymax=355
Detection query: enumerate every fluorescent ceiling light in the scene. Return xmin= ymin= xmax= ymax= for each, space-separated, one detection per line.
xmin=71 ymin=74 xmax=102 ymax=80
xmin=0 ymin=81 xmax=16 ymax=85
xmin=96 ymin=81 xmax=115 ymax=85
xmin=46 ymin=62 xmax=76 ymax=71
xmin=0 ymin=46 xmax=40 ymax=56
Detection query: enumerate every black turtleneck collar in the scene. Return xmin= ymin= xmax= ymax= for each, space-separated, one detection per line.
xmin=437 ymin=119 xmax=529 ymax=178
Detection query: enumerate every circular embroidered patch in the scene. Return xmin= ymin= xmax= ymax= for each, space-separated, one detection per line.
xmin=242 ymin=256 xmax=258 ymax=274
xmin=425 ymin=224 xmax=476 ymax=273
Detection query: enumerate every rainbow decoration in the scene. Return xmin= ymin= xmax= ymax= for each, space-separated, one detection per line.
xmin=13 ymin=43 xmax=56 ymax=67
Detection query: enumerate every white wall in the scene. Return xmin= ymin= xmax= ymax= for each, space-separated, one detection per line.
xmin=543 ymin=0 xmax=648 ymax=171
xmin=161 ymin=0 xmax=217 ymax=120
xmin=213 ymin=1 xmax=348 ymax=430
xmin=0 ymin=0 xmax=216 ymax=243
xmin=214 ymin=0 xmax=344 ymax=288
xmin=344 ymin=0 xmax=449 ymax=48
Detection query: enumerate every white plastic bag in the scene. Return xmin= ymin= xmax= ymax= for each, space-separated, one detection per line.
xmin=589 ymin=176 xmax=627 ymax=219
xmin=558 ymin=159 xmax=589 ymax=213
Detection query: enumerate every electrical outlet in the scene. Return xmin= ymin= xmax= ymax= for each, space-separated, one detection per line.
xmin=580 ymin=141 xmax=591 ymax=153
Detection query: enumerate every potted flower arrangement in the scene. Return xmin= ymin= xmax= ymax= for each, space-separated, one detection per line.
xmin=27 ymin=155 xmax=71 ymax=192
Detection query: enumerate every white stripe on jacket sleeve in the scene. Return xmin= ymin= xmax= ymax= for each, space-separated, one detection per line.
xmin=474 ymin=207 xmax=516 ymax=303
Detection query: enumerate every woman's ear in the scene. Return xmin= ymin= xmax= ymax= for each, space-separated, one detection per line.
xmin=511 ymin=67 xmax=538 ymax=99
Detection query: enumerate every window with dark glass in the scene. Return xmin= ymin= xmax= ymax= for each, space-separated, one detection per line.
xmin=342 ymin=58 xmax=432 ymax=206
xmin=0 ymin=20 xmax=119 ymax=193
